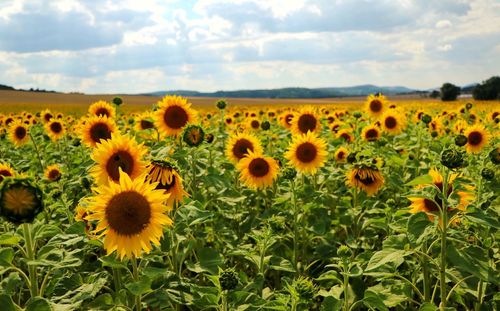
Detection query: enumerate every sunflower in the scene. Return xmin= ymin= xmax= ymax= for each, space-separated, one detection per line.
xmin=285 ymin=131 xmax=328 ymax=175
xmin=146 ymin=160 xmax=189 ymax=206
xmin=8 ymin=120 xmax=29 ymax=147
xmin=236 ymin=151 xmax=279 ymax=189
xmin=41 ymin=109 xmax=54 ymax=123
xmin=85 ymin=169 xmax=172 ymax=259
xmin=88 ymin=101 xmax=116 ymax=119
xmin=381 ymin=110 xmax=405 ymax=135
xmin=90 ymin=134 xmax=147 ymax=185
xmin=365 ymin=94 xmax=387 ymax=118
xmin=346 ymin=166 xmax=384 ymax=196
xmin=45 ymin=119 xmax=65 ymax=141
xmin=247 ymin=118 xmax=260 ymax=131
xmin=0 ymin=163 xmax=15 ymax=183
xmin=290 ymin=107 xmax=321 ymax=136
xmin=336 ymin=129 xmax=353 ymax=143
xmin=464 ymin=125 xmax=490 ymax=154
xmin=134 ymin=112 xmax=156 ymax=132
xmin=80 ymin=115 xmax=117 ymax=148
xmin=154 ymin=95 xmax=198 ymax=137
xmin=225 ymin=132 xmax=263 ymax=164
xmin=182 ymin=125 xmax=205 ymax=147
xmin=0 ymin=178 xmax=44 ymax=224
xmin=279 ymin=112 xmax=294 ymax=129
xmin=44 ymin=165 xmax=62 ymax=182
xmin=334 ymin=147 xmax=349 ymax=163
xmin=361 ymin=125 xmax=381 ymax=142
xmin=408 ymin=168 xmax=474 ymax=223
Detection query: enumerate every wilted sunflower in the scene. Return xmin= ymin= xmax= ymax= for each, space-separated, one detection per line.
xmin=41 ymin=109 xmax=54 ymax=123
xmin=8 ymin=120 xmax=29 ymax=147
xmin=279 ymin=112 xmax=294 ymax=129
xmin=88 ymin=101 xmax=116 ymax=119
xmin=334 ymin=147 xmax=349 ymax=163
xmin=290 ymin=107 xmax=321 ymax=136
xmin=134 ymin=112 xmax=156 ymax=132
xmin=237 ymin=151 xmax=279 ymax=189
xmin=85 ymin=169 xmax=172 ymax=259
xmin=346 ymin=166 xmax=385 ymax=196
xmin=225 ymin=132 xmax=263 ymax=164
xmin=0 ymin=163 xmax=15 ymax=183
xmin=44 ymin=165 xmax=62 ymax=182
xmin=146 ymin=160 xmax=188 ymax=206
xmin=90 ymin=134 xmax=147 ymax=185
xmin=464 ymin=125 xmax=490 ymax=154
xmin=408 ymin=168 xmax=474 ymax=223
xmin=45 ymin=119 xmax=65 ymax=141
xmin=0 ymin=177 xmax=44 ymax=224
xmin=154 ymin=95 xmax=198 ymax=137
xmin=381 ymin=110 xmax=406 ymax=135
xmin=80 ymin=115 xmax=117 ymax=148
xmin=361 ymin=125 xmax=381 ymax=142
xmin=285 ymin=131 xmax=328 ymax=175
xmin=365 ymin=94 xmax=387 ymax=118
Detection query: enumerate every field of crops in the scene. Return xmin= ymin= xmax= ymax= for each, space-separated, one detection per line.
xmin=0 ymin=95 xmax=498 ymax=311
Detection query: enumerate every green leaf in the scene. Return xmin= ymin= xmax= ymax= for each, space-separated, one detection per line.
xmin=465 ymin=211 xmax=500 ymax=229
xmin=407 ymin=212 xmax=433 ymax=245
xmin=268 ymin=256 xmax=295 ymax=273
xmin=0 ymin=248 xmax=14 ymax=266
xmin=363 ymin=290 xmax=389 ymax=311
xmin=189 ymin=247 xmax=223 ymax=275
xmin=366 ymin=249 xmax=410 ymax=271
xmin=320 ymin=296 xmax=342 ymax=311
xmin=0 ymin=234 xmax=21 ymax=245
xmin=99 ymin=255 xmax=128 ymax=270
xmin=419 ymin=302 xmax=438 ymax=311
xmin=25 ymin=297 xmax=52 ymax=311
xmin=446 ymin=244 xmax=499 ymax=285
xmin=405 ymin=174 xmax=432 ymax=186
xmin=0 ymin=294 xmax=19 ymax=311
xmin=126 ymin=276 xmax=152 ymax=296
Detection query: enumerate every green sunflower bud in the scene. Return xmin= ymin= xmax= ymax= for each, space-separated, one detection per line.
xmin=0 ymin=178 xmax=44 ymax=224
xmin=489 ymin=147 xmax=500 ymax=165
xmin=337 ymin=245 xmax=352 ymax=258
xmin=353 ymin=111 xmax=362 ymax=119
xmin=440 ymin=148 xmax=466 ymax=169
xmin=454 ymin=134 xmax=467 ymax=147
xmin=182 ymin=125 xmax=205 ymax=147
xmin=216 ymin=100 xmax=227 ymax=110
xmin=220 ymin=269 xmax=238 ymax=291
xmin=481 ymin=168 xmax=495 ymax=181
xmin=421 ymin=114 xmax=432 ymax=124
xmin=261 ymin=120 xmax=271 ymax=131
xmin=282 ymin=167 xmax=297 ymax=180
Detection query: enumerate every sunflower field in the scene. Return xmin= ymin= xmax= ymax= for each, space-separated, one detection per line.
xmin=0 ymin=95 xmax=498 ymax=311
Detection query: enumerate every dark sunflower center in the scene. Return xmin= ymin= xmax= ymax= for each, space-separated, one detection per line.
xmin=90 ymin=122 xmax=112 ymax=143
xmin=15 ymin=126 xmax=27 ymax=139
xmin=384 ymin=117 xmax=397 ymax=129
xmin=44 ymin=114 xmax=53 ymax=122
xmin=298 ymin=114 xmax=317 ymax=133
xmin=6 ymin=118 xmax=14 ymax=126
xmin=0 ymin=170 xmax=13 ymax=182
xmin=340 ymin=133 xmax=351 ymax=141
xmin=492 ymin=112 xmax=499 ymax=119
xmin=106 ymin=150 xmax=135 ymax=181
xmin=285 ymin=114 xmax=293 ymax=125
xmin=156 ymin=175 xmax=176 ymax=191
xmin=105 ymin=191 xmax=151 ymax=236
xmin=248 ymin=158 xmax=270 ymax=177
xmin=331 ymin=124 xmax=339 ymax=133
xmin=423 ymin=199 xmax=439 ymax=212
xmin=355 ymin=172 xmax=375 ymax=185
xmin=95 ymin=108 xmax=110 ymax=117
xmin=251 ymin=120 xmax=259 ymax=129
xmin=226 ymin=118 xmax=232 ymax=124
xmin=370 ymin=100 xmax=382 ymax=112
xmin=296 ymin=142 xmax=317 ymax=163
xmin=187 ymin=129 xmax=201 ymax=143
xmin=140 ymin=120 xmax=154 ymax=130
xmin=50 ymin=122 xmax=63 ymax=134
xmin=48 ymin=169 xmax=61 ymax=181
xmin=337 ymin=151 xmax=345 ymax=160
xmin=232 ymin=139 xmax=253 ymax=160
xmin=164 ymin=105 xmax=188 ymax=129
xmin=365 ymin=129 xmax=378 ymax=140
xmin=467 ymin=131 xmax=482 ymax=146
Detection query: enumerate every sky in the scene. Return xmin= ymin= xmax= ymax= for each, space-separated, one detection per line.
xmin=0 ymin=0 xmax=499 ymax=94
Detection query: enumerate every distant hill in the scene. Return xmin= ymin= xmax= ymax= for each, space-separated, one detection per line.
xmin=0 ymin=84 xmax=15 ymax=91
xmin=143 ymin=85 xmax=417 ymax=99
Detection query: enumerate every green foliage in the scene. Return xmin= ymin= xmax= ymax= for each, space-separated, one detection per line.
xmin=440 ymin=82 xmax=461 ymax=101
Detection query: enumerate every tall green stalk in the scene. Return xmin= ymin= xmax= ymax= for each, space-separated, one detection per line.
xmin=439 ymin=169 xmax=450 ymax=310
xmin=131 ymin=257 xmax=141 ymax=311
xmin=22 ymin=223 xmax=38 ymax=297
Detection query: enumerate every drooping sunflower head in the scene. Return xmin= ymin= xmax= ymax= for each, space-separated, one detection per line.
xmin=0 ymin=163 xmax=15 ymax=183
xmin=236 ymin=151 xmax=279 ymax=189
xmin=85 ymin=169 xmax=172 ymax=259
xmin=44 ymin=119 xmax=66 ymax=142
xmin=0 ymin=177 xmax=44 ymax=224
xmin=134 ymin=112 xmax=156 ymax=132
xmin=365 ymin=94 xmax=387 ymax=118
xmin=88 ymin=101 xmax=116 ymax=119
xmin=346 ymin=166 xmax=385 ymax=196
xmin=182 ymin=125 xmax=205 ymax=147
xmin=44 ymin=165 xmax=62 ymax=182
xmin=90 ymin=133 xmax=148 ymax=185
xmin=146 ymin=159 xmax=188 ymax=206
xmin=361 ymin=124 xmax=381 ymax=142
xmin=285 ymin=131 xmax=328 ymax=175
xmin=279 ymin=111 xmax=295 ymax=129
xmin=381 ymin=110 xmax=406 ymax=135
xmin=225 ymin=132 xmax=263 ymax=164
xmin=464 ymin=125 xmax=490 ymax=154
xmin=8 ymin=120 xmax=29 ymax=147
xmin=334 ymin=147 xmax=349 ymax=163
xmin=291 ymin=107 xmax=321 ymax=136
xmin=80 ymin=115 xmax=117 ymax=148
xmin=154 ymin=95 xmax=198 ymax=137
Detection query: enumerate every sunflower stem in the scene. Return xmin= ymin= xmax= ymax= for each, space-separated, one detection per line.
xmin=439 ymin=168 xmax=449 ymax=310
xmin=22 ymin=223 xmax=38 ymax=298
xmin=291 ymin=180 xmax=299 ymax=275
xmin=342 ymin=259 xmax=350 ymax=311
xmin=131 ymin=256 xmax=142 ymax=311
xmin=475 ymin=280 xmax=484 ymax=311
xmin=29 ymin=132 xmax=44 ymax=174
xmin=422 ymin=242 xmax=431 ymax=302
xmin=112 ymin=267 xmax=122 ymax=293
